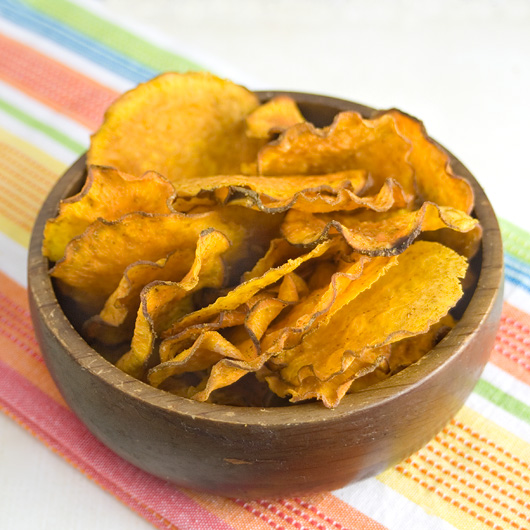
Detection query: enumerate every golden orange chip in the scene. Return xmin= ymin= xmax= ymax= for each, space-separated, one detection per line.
xmin=88 ymin=72 xmax=261 ymax=182
xmin=281 ymin=202 xmax=478 ymax=255
xmin=349 ymin=315 xmax=456 ymax=392
xmin=50 ymin=210 xmax=246 ymax=315
xmin=265 ymin=345 xmax=391 ymax=408
xmin=83 ymin=246 xmax=197 ymax=345
xmin=386 ymin=109 xmax=474 ymax=214
xmin=116 ymin=229 xmax=231 ymax=379
xmin=257 ymin=111 xmax=416 ymax=196
xmin=264 ymin=241 xmax=467 ymax=407
xmin=43 ymin=166 xmax=176 ymax=262
xmin=246 ymin=95 xmax=305 ymax=139
xmin=260 ymin=254 xmax=398 ymax=354
xmin=172 ymin=169 xmax=369 ymax=213
xmin=159 ymin=238 xmax=336 ymax=342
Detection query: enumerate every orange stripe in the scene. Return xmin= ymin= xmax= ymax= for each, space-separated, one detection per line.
xmin=0 ymin=33 xmax=118 ymax=130
xmin=0 ymin=272 xmax=67 ymax=407
xmin=490 ymin=303 xmax=530 ymax=385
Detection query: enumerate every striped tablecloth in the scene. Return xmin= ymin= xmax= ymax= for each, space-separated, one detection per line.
xmin=1 ymin=1 xmax=529 ymax=529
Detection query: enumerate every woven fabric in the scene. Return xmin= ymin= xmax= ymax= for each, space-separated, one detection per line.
xmin=0 ymin=1 xmax=528 ymax=529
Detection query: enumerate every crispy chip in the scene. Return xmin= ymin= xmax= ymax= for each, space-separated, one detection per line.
xmin=257 ymin=111 xmax=416 ymax=196
xmin=386 ymin=110 xmax=474 ymax=214
xmin=116 ymin=229 xmax=231 ymax=379
xmin=43 ymin=166 xmax=176 ymax=262
xmin=281 ymin=202 xmax=478 ymax=255
xmin=83 ymin=246 xmax=196 ymax=345
xmin=88 ymin=72 xmax=261 ymax=182
xmin=159 ymin=238 xmax=336 ymax=343
xmin=50 ymin=210 xmax=246 ymax=314
xmin=264 ymin=241 xmax=467 ymax=407
xmin=172 ymin=169 xmax=370 ymax=213
xmin=246 ymin=95 xmax=305 ymax=139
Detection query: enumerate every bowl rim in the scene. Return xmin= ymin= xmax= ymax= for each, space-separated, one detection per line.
xmin=28 ymin=91 xmax=504 ymax=427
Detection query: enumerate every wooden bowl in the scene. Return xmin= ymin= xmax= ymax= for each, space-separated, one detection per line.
xmin=28 ymin=92 xmax=504 ymax=499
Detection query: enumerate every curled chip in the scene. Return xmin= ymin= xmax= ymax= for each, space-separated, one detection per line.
xmin=45 ymin=74 xmax=481 ymax=408
xmin=116 ymin=229 xmax=231 ymax=379
xmin=172 ymin=169 xmax=370 ymax=213
xmin=264 ymin=241 xmax=467 ymax=407
xmin=43 ymin=165 xmax=176 ymax=262
xmin=88 ymin=72 xmax=261 ymax=182
xmin=281 ymin=202 xmax=478 ymax=255
xmin=246 ymin=95 xmax=305 ymax=139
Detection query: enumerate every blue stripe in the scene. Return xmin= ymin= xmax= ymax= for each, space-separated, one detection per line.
xmin=504 ymin=253 xmax=530 ymax=277
xmin=505 ymin=270 xmax=530 ymax=294
xmin=1 ymin=0 xmax=158 ymax=83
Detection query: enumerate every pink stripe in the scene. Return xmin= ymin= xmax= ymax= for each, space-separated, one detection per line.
xmin=0 ymin=359 xmax=237 ymax=530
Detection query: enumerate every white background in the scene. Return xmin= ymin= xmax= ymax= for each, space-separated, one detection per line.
xmin=1 ymin=0 xmax=529 ymax=528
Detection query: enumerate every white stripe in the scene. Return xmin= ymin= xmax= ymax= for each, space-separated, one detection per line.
xmin=0 ymin=80 xmax=91 ymax=147
xmin=504 ymin=280 xmax=530 ymax=314
xmin=0 ymin=231 xmax=28 ymax=288
xmin=334 ymin=476 xmax=457 ymax=530
xmin=0 ymin=108 xmax=77 ymax=165
xmin=0 ymin=18 xmax=132 ymax=93
xmin=72 ymin=0 xmax=264 ymax=89
xmin=465 ymin=392 xmax=530 ymax=445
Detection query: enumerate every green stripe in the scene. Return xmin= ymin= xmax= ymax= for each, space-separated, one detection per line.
xmin=25 ymin=0 xmax=203 ymax=73
xmin=500 ymin=218 xmax=530 ymax=266
xmin=474 ymin=379 xmax=530 ymax=425
xmin=0 ymin=98 xmax=85 ymax=153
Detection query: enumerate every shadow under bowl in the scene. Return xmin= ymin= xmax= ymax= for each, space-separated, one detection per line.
xmin=28 ymin=92 xmax=504 ymax=499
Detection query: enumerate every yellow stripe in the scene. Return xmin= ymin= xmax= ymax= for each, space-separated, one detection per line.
xmin=0 ymin=128 xmax=66 ymax=246
xmin=0 ymin=212 xmax=30 ymax=247
xmin=0 ymin=127 xmax=66 ymax=174
xmin=378 ymin=406 xmax=530 ymax=530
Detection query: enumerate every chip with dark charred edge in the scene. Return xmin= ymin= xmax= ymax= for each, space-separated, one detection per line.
xmin=116 ymin=229 xmax=231 ymax=379
xmin=43 ymin=166 xmax=176 ymax=263
xmin=150 ymin=273 xmax=306 ymax=391
xmin=264 ymin=346 xmax=391 ymax=408
xmin=385 ymin=109 xmax=474 ymax=214
xmin=348 ymin=315 xmax=456 ymax=392
xmin=83 ymin=246 xmax=197 ymax=345
xmin=159 ymin=238 xmax=336 ymax=341
xmin=281 ymin=202 xmax=478 ymax=256
xmin=246 ymin=95 xmax=305 ymax=139
xmin=88 ymin=72 xmax=262 ymax=182
xmin=259 ymin=254 xmax=398 ymax=354
xmin=262 ymin=241 xmax=467 ymax=407
xmin=50 ymin=210 xmax=247 ymax=315
xmin=257 ymin=111 xmax=416 ymax=197
xmin=172 ymin=169 xmax=369 ymax=213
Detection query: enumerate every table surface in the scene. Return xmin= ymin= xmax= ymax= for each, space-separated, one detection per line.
xmin=1 ymin=1 xmax=529 ymax=528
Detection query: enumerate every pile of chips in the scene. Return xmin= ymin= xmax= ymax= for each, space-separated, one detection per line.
xmin=43 ymin=72 xmax=481 ymax=408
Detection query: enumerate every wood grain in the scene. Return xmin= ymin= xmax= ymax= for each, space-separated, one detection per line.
xmin=27 ymin=93 xmax=504 ymax=498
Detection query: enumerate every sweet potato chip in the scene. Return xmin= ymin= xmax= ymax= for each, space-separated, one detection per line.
xmin=159 ymin=239 xmax=335 ymax=352
xmin=116 ymin=229 xmax=231 ymax=379
xmin=88 ymin=72 xmax=261 ymax=182
xmin=150 ymin=273 xmax=307 ymax=393
xmin=257 ymin=111 xmax=416 ymax=196
xmin=246 ymin=95 xmax=305 ymax=139
xmin=386 ymin=110 xmax=474 ymax=214
xmin=83 ymin=246 xmax=197 ymax=345
xmin=43 ymin=166 xmax=176 ymax=262
xmin=281 ymin=202 xmax=478 ymax=255
xmin=264 ymin=241 xmax=467 ymax=407
xmin=172 ymin=169 xmax=369 ymax=213
xmin=51 ymin=210 xmax=246 ymax=314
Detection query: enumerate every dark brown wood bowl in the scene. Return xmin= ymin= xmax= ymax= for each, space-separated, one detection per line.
xmin=28 ymin=92 xmax=504 ymax=499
